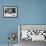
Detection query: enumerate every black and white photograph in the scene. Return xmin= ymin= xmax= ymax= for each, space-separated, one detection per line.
xmin=18 ymin=25 xmax=46 ymax=46
xmin=3 ymin=6 xmax=17 ymax=17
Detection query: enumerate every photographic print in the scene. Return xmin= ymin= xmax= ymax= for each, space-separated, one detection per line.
xmin=18 ymin=24 xmax=46 ymax=41
xmin=3 ymin=6 xmax=17 ymax=17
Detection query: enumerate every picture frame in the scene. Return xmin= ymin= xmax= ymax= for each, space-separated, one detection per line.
xmin=3 ymin=6 xmax=17 ymax=18
xmin=18 ymin=24 xmax=46 ymax=42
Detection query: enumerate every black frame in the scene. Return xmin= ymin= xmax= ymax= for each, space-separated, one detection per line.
xmin=3 ymin=6 xmax=18 ymax=18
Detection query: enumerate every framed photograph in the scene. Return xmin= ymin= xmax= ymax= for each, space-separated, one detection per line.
xmin=18 ymin=24 xmax=46 ymax=42
xmin=3 ymin=6 xmax=17 ymax=18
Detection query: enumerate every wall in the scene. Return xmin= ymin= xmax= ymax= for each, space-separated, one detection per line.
xmin=18 ymin=0 xmax=46 ymax=24
xmin=0 ymin=0 xmax=18 ymax=44
xmin=0 ymin=0 xmax=46 ymax=45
